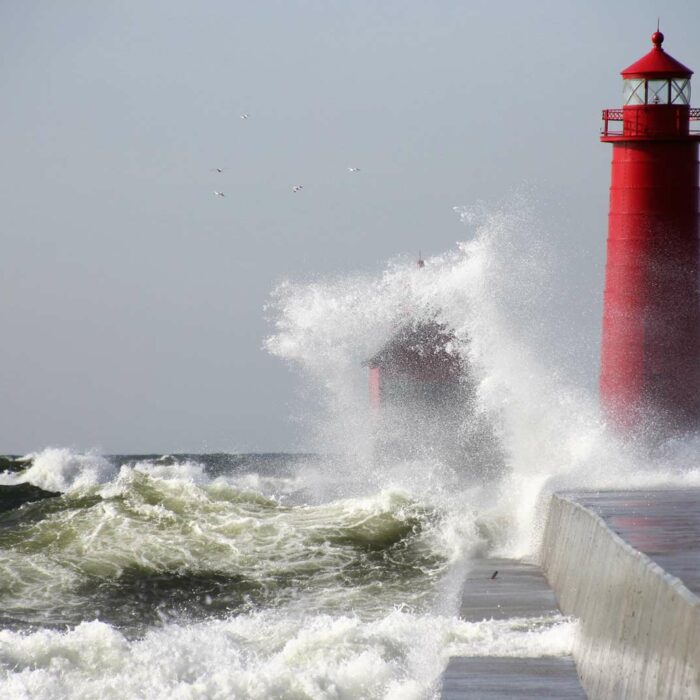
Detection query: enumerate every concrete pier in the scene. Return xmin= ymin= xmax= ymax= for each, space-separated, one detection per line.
xmin=454 ymin=557 xmax=562 ymax=621
xmin=541 ymin=488 xmax=700 ymax=700
xmin=442 ymin=488 xmax=700 ymax=698
xmin=440 ymin=558 xmax=586 ymax=698
xmin=441 ymin=657 xmax=585 ymax=699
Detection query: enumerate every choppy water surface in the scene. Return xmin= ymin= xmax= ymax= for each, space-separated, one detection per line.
xmin=0 ymin=453 xmax=450 ymax=635
xmin=0 ymin=450 xmax=576 ymax=699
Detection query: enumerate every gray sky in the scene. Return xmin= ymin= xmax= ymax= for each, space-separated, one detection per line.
xmin=2 ymin=1 xmax=699 ymax=453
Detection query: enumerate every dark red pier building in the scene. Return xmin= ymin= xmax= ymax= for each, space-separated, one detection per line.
xmin=600 ymin=30 xmax=700 ymax=434
xmin=367 ymin=319 xmax=462 ymax=411
xmin=366 ymin=316 xmax=468 ymax=464
xmin=366 ymin=259 xmax=501 ymax=472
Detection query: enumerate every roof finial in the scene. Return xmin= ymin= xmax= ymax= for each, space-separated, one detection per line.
xmin=652 ymin=21 xmax=664 ymax=49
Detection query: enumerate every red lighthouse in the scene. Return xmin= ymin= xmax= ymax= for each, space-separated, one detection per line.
xmin=600 ymin=31 xmax=700 ymax=434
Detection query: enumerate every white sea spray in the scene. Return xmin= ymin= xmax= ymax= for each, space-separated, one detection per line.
xmin=266 ymin=193 xmax=700 ymax=558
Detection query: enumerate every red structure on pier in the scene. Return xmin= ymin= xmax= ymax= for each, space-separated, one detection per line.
xmin=364 ymin=258 xmax=502 ymax=474
xmin=366 ymin=318 xmax=463 ymax=410
xmin=600 ymin=31 xmax=700 ymax=433
xmin=366 ymin=315 xmax=469 ymax=464
xmin=367 ymin=256 xmax=462 ymax=413
xmin=365 ymin=256 xmax=467 ymax=463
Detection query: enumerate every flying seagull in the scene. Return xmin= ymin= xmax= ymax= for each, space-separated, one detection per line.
xmin=240 ymin=113 xmax=250 ymax=120
xmin=347 ymin=167 xmax=361 ymax=173
xmin=213 ymin=191 xmax=226 ymax=197
xmin=292 ymin=185 xmax=303 ymax=193
xmin=211 ymin=167 xmax=224 ymax=173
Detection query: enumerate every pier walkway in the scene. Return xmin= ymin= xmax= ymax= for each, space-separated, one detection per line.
xmin=440 ymin=558 xmax=586 ymax=699
xmin=442 ymin=488 xmax=700 ymax=698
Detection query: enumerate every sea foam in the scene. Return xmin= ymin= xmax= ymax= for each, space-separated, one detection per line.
xmin=0 ymin=610 xmax=575 ymax=700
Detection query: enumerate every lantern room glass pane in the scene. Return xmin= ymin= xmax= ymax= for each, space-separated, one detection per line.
xmin=647 ymin=79 xmax=670 ymax=104
xmin=671 ymin=78 xmax=691 ymax=105
xmin=623 ymin=79 xmax=644 ymax=105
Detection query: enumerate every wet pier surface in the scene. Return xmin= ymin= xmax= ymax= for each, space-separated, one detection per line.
xmin=441 ymin=657 xmax=586 ymax=699
xmin=457 ymin=557 xmax=560 ymax=621
xmin=440 ymin=558 xmax=586 ymax=699
xmin=441 ymin=490 xmax=700 ymax=698
xmin=567 ymin=488 xmax=700 ymax=594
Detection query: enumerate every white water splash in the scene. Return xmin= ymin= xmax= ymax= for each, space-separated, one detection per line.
xmin=266 ymin=192 xmax=700 ymax=559
xmin=0 ymin=448 xmax=116 ymax=493
xmin=0 ymin=610 xmax=576 ymax=700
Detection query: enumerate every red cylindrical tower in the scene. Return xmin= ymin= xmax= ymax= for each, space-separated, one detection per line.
xmin=600 ymin=31 xmax=700 ymax=434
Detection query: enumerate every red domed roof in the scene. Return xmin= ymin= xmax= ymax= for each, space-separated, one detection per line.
xmin=621 ymin=31 xmax=692 ymax=79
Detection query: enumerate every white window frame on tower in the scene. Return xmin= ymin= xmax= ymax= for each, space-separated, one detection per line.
xmin=647 ymin=79 xmax=670 ymax=104
xmin=623 ymin=79 xmax=645 ymax=105
xmin=671 ymin=78 xmax=691 ymax=105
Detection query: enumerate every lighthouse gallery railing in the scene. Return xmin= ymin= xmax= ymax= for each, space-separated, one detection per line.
xmin=601 ymin=108 xmax=700 ymax=136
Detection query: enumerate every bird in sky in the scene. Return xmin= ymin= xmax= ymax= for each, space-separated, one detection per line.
xmin=240 ymin=113 xmax=250 ymax=120
xmin=211 ymin=167 xmax=224 ymax=173
xmin=292 ymin=185 xmax=303 ymax=193
xmin=347 ymin=167 xmax=361 ymax=173
xmin=213 ymin=191 xmax=226 ymax=197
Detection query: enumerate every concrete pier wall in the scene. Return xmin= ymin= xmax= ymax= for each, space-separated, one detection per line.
xmin=540 ymin=493 xmax=700 ymax=700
